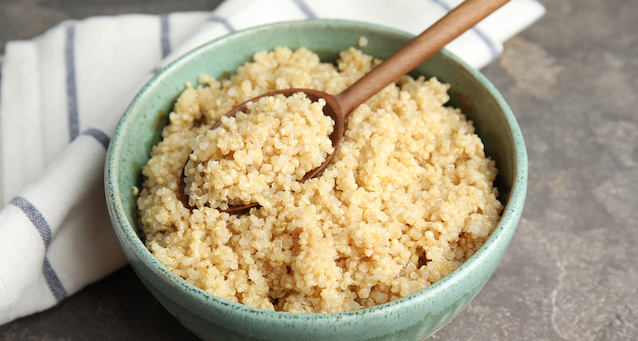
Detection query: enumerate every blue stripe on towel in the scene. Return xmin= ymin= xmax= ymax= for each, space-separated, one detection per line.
xmin=292 ymin=0 xmax=317 ymax=18
xmin=42 ymin=259 xmax=68 ymax=302
xmin=469 ymin=27 xmax=499 ymax=62
xmin=9 ymin=197 xmax=68 ymax=302
xmin=65 ymin=24 xmax=80 ymax=141
xmin=208 ymin=16 xmax=235 ymax=32
xmin=428 ymin=0 xmax=498 ymax=63
xmin=82 ymin=128 xmax=110 ymax=150
xmin=160 ymin=14 xmax=171 ymax=58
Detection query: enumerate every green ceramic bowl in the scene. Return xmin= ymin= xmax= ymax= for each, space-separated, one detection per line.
xmin=105 ymin=19 xmax=527 ymax=341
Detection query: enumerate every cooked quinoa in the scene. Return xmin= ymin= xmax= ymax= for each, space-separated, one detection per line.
xmin=184 ymin=92 xmax=334 ymax=211
xmin=138 ymin=46 xmax=502 ymax=313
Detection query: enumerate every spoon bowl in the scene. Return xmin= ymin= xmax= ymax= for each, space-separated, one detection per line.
xmin=180 ymin=0 xmax=509 ymax=212
xmin=208 ymin=88 xmax=345 ymax=182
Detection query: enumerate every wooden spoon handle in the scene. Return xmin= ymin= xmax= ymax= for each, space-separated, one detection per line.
xmin=335 ymin=0 xmax=509 ymax=115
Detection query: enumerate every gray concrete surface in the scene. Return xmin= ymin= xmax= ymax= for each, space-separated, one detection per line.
xmin=1 ymin=0 xmax=637 ymax=340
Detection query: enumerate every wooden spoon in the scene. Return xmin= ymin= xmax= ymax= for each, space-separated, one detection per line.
xmin=180 ymin=0 xmax=509 ymax=212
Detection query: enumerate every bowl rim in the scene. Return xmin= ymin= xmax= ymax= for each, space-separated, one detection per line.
xmin=106 ymin=18 xmax=528 ymax=322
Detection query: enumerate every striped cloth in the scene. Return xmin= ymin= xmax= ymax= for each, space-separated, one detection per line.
xmin=0 ymin=0 xmax=545 ymax=325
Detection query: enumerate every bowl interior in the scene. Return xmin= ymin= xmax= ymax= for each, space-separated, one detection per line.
xmin=106 ymin=19 xmax=527 ymax=340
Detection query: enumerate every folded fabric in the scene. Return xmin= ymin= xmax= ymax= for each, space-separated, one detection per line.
xmin=0 ymin=0 xmax=545 ymax=326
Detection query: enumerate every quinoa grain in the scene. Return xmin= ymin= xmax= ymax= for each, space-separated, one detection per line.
xmin=138 ymin=47 xmax=502 ymax=313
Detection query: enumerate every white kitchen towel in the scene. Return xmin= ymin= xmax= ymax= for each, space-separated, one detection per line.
xmin=0 ymin=0 xmax=545 ymax=325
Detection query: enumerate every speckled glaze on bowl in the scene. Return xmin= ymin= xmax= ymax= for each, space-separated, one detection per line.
xmin=105 ymin=19 xmax=527 ymax=341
